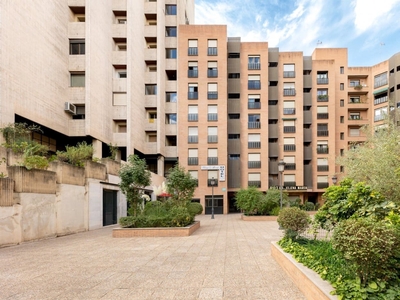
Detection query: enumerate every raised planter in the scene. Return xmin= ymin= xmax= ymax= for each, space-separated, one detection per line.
xmin=271 ymin=241 xmax=337 ymax=300
xmin=113 ymin=221 xmax=200 ymax=237
xmin=84 ymin=160 xmax=107 ymax=180
xmin=101 ymin=158 xmax=121 ymax=176
xmin=7 ymin=166 xmax=56 ymax=194
xmin=0 ymin=177 xmax=14 ymax=206
xmin=48 ymin=161 xmax=85 ymax=186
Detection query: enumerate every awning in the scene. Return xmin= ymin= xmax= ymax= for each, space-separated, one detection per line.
xmin=373 ymin=87 xmax=388 ymax=95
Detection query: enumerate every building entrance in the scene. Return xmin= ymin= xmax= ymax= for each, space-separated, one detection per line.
xmin=103 ymin=190 xmax=117 ymax=226
xmin=205 ymin=195 xmax=224 ymax=214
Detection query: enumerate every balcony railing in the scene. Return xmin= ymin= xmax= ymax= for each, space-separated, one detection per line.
xmin=283 ymin=71 xmax=295 ymax=78
xmin=248 ymin=121 xmax=261 ymax=129
xmin=207 ymin=157 xmax=218 ymax=165
xmin=316 ymin=146 xmax=329 ymax=154
xmin=208 ymin=135 xmax=218 ymax=143
xmin=248 ymin=63 xmax=260 ymax=70
xmin=188 ymin=47 xmax=198 ymax=56
xmin=283 ymin=108 xmax=296 ymax=115
xmin=317 ymin=78 xmax=329 ymax=84
xmin=207 ymin=92 xmax=218 ymax=99
xmin=188 ymin=157 xmax=198 ymax=165
xmin=284 ymin=181 xmax=296 ymax=187
xmin=188 ymin=70 xmax=198 ymax=78
xmin=284 ymin=144 xmax=296 ymax=151
xmin=374 ymin=79 xmax=388 ymax=88
xmin=207 ymin=69 xmax=218 ymax=77
xmin=208 ymin=47 xmax=217 ymax=56
xmin=248 ymin=81 xmax=261 ymax=89
xmin=248 ymin=161 xmax=261 ymax=168
xmin=248 ymin=141 xmax=261 ymax=148
xmin=285 ymin=163 xmax=296 ymax=170
xmin=317 ymin=182 xmax=329 ymax=189
xmin=374 ymin=96 xmax=388 ymax=105
xmin=208 ymin=179 xmax=218 ymax=187
xmin=283 ymin=126 xmax=296 ymax=133
xmin=248 ymin=181 xmax=261 ymax=188
xmin=283 ymin=88 xmax=296 ymax=96
xmin=317 ymin=165 xmax=329 ymax=171
xmin=317 ymin=95 xmax=329 ymax=102
xmin=188 ymin=114 xmax=198 ymax=121
xmin=317 ymin=130 xmax=329 ymax=137
xmin=188 ymin=92 xmax=198 ymax=99
xmin=348 ymin=115 xmax=361 ymax=120
xmin=248 ymin=102 xmax=261 ymax=109
xmin=188 ymin=135 xmax=198 ymax=143
xmin=207 ymin=113 xmax=218 ymax=121
xmin=317 ymin=113 xmax=329 ymax=119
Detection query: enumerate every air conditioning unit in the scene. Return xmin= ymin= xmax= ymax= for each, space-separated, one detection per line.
xmin=64 ymin=102 xmax=76 ymax=114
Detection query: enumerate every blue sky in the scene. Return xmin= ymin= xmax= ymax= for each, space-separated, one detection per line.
xmin=195 ymin=0 xmax=400 ymax=66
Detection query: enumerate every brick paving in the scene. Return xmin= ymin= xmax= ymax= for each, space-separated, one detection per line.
xmin=0 ymin=214 xmax=305 ymax=299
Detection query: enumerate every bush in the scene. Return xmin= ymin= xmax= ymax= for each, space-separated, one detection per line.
xmin=303 ymin=201 xmax=315 ymax=211
xmin=277 ymin=207 xmax=311 ymax=238
xmin=270 ymin=207 xmax=280 ymax=216
xmin=187 ymin=202 xmax=203 ymax=216
xmin=56 ymin=141 xmax=94 ymax=167
xmin=332 ymin=218 xmax=400 ymax=285
xmin=289 ymin=198 xmax=301 ymax=207
xmin=23 ymin=155 xmax=49 ymax=170
xmin=235 ymin=186 xmax=263 ymax=215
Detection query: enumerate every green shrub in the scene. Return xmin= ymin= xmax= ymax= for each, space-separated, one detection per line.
xmin=304 ymin=201 xmax=315 ymax=211
xmin=332 ymin=218 xmax=400 ymax=285
xmin=56 ymin=141 xmax=94 ymax=167
xmin=289 ymin=198 xmax=301 ymax=207
xmin=277 ymin=207 xmax=311 ymax=238
xmin=169 ymin=206 xmax=194 ymax=227
xmin=143 ymin=201 xmax=167 ymax=216
xmin=23 ymin=155 xmax=49 ymax=170
xmin=314 ymin=202 xmax=321 ymax=210
xmin=270 ymin=207 xmax=280 ymax=216
xmin=235 ymin=186 xmax=263 ymax=215
xmin=187 ymin=202 xmax=203 ymax=216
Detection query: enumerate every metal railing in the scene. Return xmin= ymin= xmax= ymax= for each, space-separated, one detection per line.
xmin=248 ymin=122 xmax=261 ymax=129
xmin=248 ymin=161 xmax=261 ymax=168
xmin=283 ymin=88 xmax=296 ymax=96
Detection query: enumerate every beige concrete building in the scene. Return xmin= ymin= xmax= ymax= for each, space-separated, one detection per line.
xmin=1 ymin=3 xmax=400 ymax=215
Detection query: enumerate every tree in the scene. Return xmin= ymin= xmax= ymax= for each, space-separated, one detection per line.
xmin=337 ymin=123 xmax=400 ymax=204
xmin=166 ymin=164 xmax=197 ymax=207
xmin=235 ymin=186 xmax=264 ymax=215
xmin=119 ymin=155 xmax=151 ymax=217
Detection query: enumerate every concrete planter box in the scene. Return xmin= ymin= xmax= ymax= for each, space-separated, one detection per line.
xmin=84 ymin=160 xmax=107 ymax=180
xmin=48 ymin=161 xmax=85 ymax=186
xmin=0 ymin=178 xmax=14 ymax=206
xmin=7 ymin=166 xmax=56 ymax=194
xmin=241 ymin=214 xmax=278 ymax=221
xmin=101 ymin=158 xmax=121 ymax=176
xmin=113 ymin=221 xmax=200 ymax=237
xmin=271 ymin=242 xmax=337 ymax=300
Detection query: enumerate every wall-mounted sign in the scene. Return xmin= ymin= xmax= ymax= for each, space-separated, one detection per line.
xmin=201 ymin=165 xmax=226 ymax=182
xmin=272 ymin=186 xmax=308 ymax=190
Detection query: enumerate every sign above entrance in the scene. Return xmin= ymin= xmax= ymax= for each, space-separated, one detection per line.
xmin=201 ymin=165 xmax=226 ymax=182
xmin=272 ymin=186 xmax=308 ymax=190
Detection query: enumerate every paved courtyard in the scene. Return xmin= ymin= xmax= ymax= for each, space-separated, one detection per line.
xmin=0 ymin=214 xmax=305 ymax=300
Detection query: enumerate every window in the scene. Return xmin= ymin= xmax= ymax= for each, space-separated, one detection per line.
xmin=208 ymin=148 xmax=218 ymax=165
xmin=248 ymin=133 xmax=261 ymax=148
xmin=340 ymin=99 xmax=344 ymax=107
xmin=166 ymin=114 xmax=177 ymax=124
xmin=283 ymin=174 xmax=296 ymax=187
xmin=317 ymin=89 xmax=328 ymax=101
xmin=340 ymin=132 xmax=344 ymax=140
xmin=316 ymin=71 xmax=328 ymax=84
xmin=374 ymin=94 xmax=388 ymax=105
xmin=248 ymin=95 xmax=261 ymax=109
xmin=147 ymin=132 xmax=157 ymax=142
xmin=113 ymin=93 xmax=127 ymax=105
xmin=283 ymin=82 xmax=295 ymax=96
xmin=317 ymin=124 xmax=328 ymax=136
xmin=188 ymin=84 xmax=198 ymax=99
xmin=114 ymin=120 xmax=126 ymax=133
xmin=145 ymin=84 xmax=157 ymax=95
xmin=188 ymin=171 xmax=198 ymax=186
xmin=188 ymin=40 xmax=198 ymax=56
xmin=283 ymin=137 xmax=296 ymax=151
xmin=316 ymin=141 xmax=328 ymax=154
xmin=208 ymin=39 xmax=217 ymax=55
xmin=165 ymin=4 xmax=177 ymax=15
xmin=349 ymin=97 xmax=360 ymax=103
xmin=118 ymin=71 xmax=127 ymax=78
xmin=283 ymin=120 xmax=295 ymax=133
xmin=166 ymin=92 xmax=177 ymax=102
xmin=317 ymin=158 xmax=329 ymax=171
xmin=188 ymin=105 xmax=198 ymax=121
xmin=316 ymin=106 xmax=328 ymax=119
xmin=207 ymin=61 xmax=218 ymax=78
xmin=166 ymin=48 xmax=177 ymax=58
xmin=374 ymin=72 xmax=388 ymax=88
xmin=70 ymin=73 xmax=85 ymax=87
xmin=188 ymin=61 xmax=198 ymax=78
xmin=188 ymin=149 xmax=198 ymax=165
xmin=248 ymin=56 xmax=260 ymax=70
xmin=208 ymin=83 xmax=218 ymax=99
xmin=165 ymin=26 xmax=177 ymax=37
xmin=340 ymin=116 xmax=344 ymax=123
xmin=283 ymin=101 xmax=295 ymax=114
xmin=72 ymin=105 xmax=85 ymax=119
xmin=340 ymin=66 xmax=344 ymax=74
xmin=349 ymin=80 xmax=360 ymax=87
xmin=374 ymin=107 xmax=388 ymax=121
xmin=248 ymin=75 xmax=261 ymax=89
xmin=188 ymin=127 xmax=198 ymax=143
xmin=69 ymin=40 xmax=85 ymax=55
xmin=207 ymin=105 xmax=218 ymax=121
xmin=340 ymin=83 xmax=344 ymax=90
xmin=208 ymin=127 xmax=218 ymax=143
xmin=317 ymin=176 xmax=329 ymax=189
xmin=283 ymin=156 xmax=295 ymax=170
xmin=248 ymin=173 xmax=261 ymax=188
xmin=349 ymin=112 xmax=361 ymax=120
xmin=283 ymin=64 xmax=295 ymax=77
xmin=248 ymin=114 xmax=260 ymax=129
xmin=248 ymin=153 xmax=261 ymax=168
xmin=349 ymin=128 xmax=360 ymax=137
xmin=340 ymin=149 xmax=344 ymax=156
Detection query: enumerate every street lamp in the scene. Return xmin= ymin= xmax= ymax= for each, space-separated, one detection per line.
xmin=210 ymin=177 xmax=216 ymax=219
xmin=278 ymin=160 xmax=286 ymax=210
xmin=332 ymin=175 xmax=337 ymax=185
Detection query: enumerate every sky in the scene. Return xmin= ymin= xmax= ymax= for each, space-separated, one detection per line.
xmin=194 ymin=0 xmax=400 ymax=67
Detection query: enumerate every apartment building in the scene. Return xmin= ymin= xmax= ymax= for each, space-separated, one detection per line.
xmin=178 ymin=25 xmax=400 ymax=213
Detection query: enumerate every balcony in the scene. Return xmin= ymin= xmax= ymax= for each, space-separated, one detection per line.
xmin=248 ymin=141 xmax=261 ymax=149
xmin=283 ymin=71 xmax=295 ymax=78
xmin=248 ymin=161 xmax=261 ymax=168
xmin=285 ymin=163 xmax=296 ymax=170
xmin=188 ymin=136 xmax=198 ymax=143
xmin=269 ymin=143 xmax=279 ymax=157
xmin=248 ymin=63 xmax=260 ymax=70
xmin=188 ymin=92 xmax=198 ymax=100
xmin=248 ymin=102 xmax=261 ymax=109
xmin=269 ymin=124 xmax=278 ymax=138
xmin=317 ymin=113 xmax=329 ymax=119
xmin=317 ymin=130 xmax=329 ymax=137
xmin=283 ymin=108 xmax=296 ymax=115
xmin=188 ymin=47 xmax=198 ymax=56
xmin=207 ymin=113 xmax=218 ymax=121
xmin=208 ymin=47 xmax=217 ymax=56
xmin=317 ymin=165 xmax=329 ymax=172
xmin=207 ymin=92 xmax=218 ymax=99
xmin=283 ymin=88 xmax=296 ymax=96
xmin=316 ymin=146 xmax=329 ymax=154
xmin=269 ymin=161 xmax=278 ymax=174
xmin=208 ymin=135 xmax=218 ymax=143
xmin=112 ymin=24 xmax=127 ymax=38
xmin=284 ymin=144 xmax=296 ymax=152
xmin=248 ymin=81 xmax=261 ymax=90
xmin=188 ymin=70 xmax=198 ymax=78
xmin=304 ymin=128 xmax=312 ymax=142
xmin=304 ymin=111 xmax=312 ymax=124
xmin=283 ymin=126 xmax=296 ymax=133
xmin=317 ymin=78 xmax=329 ymax=84
xmin=188 ymin=114 xmax=198 ymax=122
xmin=317 ymin=95 xmax=329 ymax=102
xmin=188 ymin=157 xmax=198 ymax=165
xmin=248 ymin=181 xmax=261 ymax=188
xmin=207 ymin=157 xmax=218 ymax=165
xmin=304 ymin=146 xmax=312 ymax=160
xmin=317 ymin=182 xmax=329 ymax=189
xmin=207 ymin=69 xmax=218 ymax=78
xmin=248 ymin=122 xmax=261 ymax=129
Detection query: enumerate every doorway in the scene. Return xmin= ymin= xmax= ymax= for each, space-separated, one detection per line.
xmin=103 ymin=190 xmax=117 ymax=226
